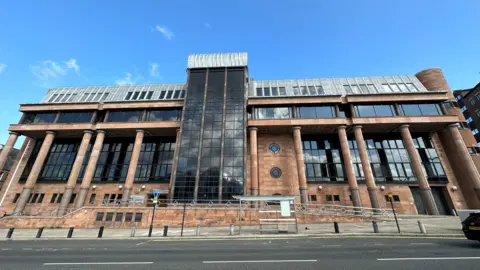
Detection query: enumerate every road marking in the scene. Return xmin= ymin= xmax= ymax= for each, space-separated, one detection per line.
xmin=322 ymin=244 xmax=341 ymax=247
xmin=409 ymin=243 xmax=435 ymax=245
xmin=44 ymin=262 xmax=154 ymax=265
xmin=1 ymin=248 xmax=11 ymax=251
xmin=203 ymin=260 xmax=317 ymax=264
xmin=136 ymin=240 xmax=151 ymax=246
xmin=377 ymin=257 xmax=480 ymax=261
xmin=374 ymin=244 xmax=385 ymax=246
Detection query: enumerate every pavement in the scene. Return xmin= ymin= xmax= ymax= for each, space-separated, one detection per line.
xmin=0 ymin=216 xmax=465 ymax=239
xmin=0 ymin=237 xmax=479 ymax=269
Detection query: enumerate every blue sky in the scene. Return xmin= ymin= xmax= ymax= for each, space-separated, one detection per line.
xmin=0 ymin=0 xmax=479 ymax=147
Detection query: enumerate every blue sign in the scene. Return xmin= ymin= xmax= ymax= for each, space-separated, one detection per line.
xmin=153 ymin=190 xmax=160 ymax=198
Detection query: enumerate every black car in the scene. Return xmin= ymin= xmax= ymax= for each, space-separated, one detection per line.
xmin=462 ymin=212 xmax=480 ymax=241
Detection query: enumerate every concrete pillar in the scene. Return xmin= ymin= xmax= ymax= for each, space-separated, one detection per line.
xmin=0 ymin=132 xmax=20 ymax=172
xmin=446 ymin=124 xmax=480 ymax=202
xmin=13 ymin=131 xmax=56 ymax=215
xmin=122 ymin=129 xmax=144 ymax=206
xmin=57 ymin=130 xmax=93 ymax=216
xmin=353 ymin=126 xmax=380 ymax=209
xmin=399 ymin=125 xmax=439 ymax=215
xmin=337 ymin=126 xmax=362 ymax=208
xmin=292 ymin=126 xmax=308 ymax=204
xmin=74 ymin=130 xmax=105 ymax=209
xmin=249 ymin=127 xmax=259 ymax=196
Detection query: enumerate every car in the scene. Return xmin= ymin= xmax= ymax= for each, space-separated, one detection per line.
xmin=462 ymin=212 xmax=480 ymax=241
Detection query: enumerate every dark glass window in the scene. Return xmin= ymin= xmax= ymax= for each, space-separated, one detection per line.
xmin=310 ymin=195 xmax=317 ymax=202
xmin=23 ymin=139 xmax=80 ymax=183
xmin=348 ymin=140 xmax=365 ymax=180
xmin=303 ymin=137 xmax=345 ymax=182
xmin=270 ymin=167 xmax=282 ymax=178
xmin=326 ymin=195 xmax=333 ymax=201
xmin=135 ymin=138 xmax=176 ymax=182
xmin=264 ymin=87 xmax=271 ymax=96
xmin=134 ymin=213 xmax=143 ymax=222
xmin=271 ymin=87 xmax=278 ymax=96
xmin=89 ymin=194 xmax=96 ymax=204
xmin=173 ymin=90 xmax=181 ymax=99
xmin=93 ymin=140 xmax=133 ymax=182
xmin=354 ymin=105 xmax=395 ymax=117
xmin=344 ymin=85 xmax=353 ymax=94
xmin=316 ymin=86 xmax=324 ymax=95
xmin=166 ymin=90 xmax=173 ymax=99
xmin=22 ymin=112 xmax=57 ymax=124
xmin=132 ymin=92 xmax=140 ymax=100
xmin=139 ymin=92 xmax=147 ymax=100
xmin=179 ymin=90 xmax=186 ymax=98
xmin=105 ymin=212 xmax=114 ymax=221
xmin=69 ymin=193 xmax=76 ymax=204
xmin=414 ymin=136 xmax=447 ymax=183
xmin=256 ymin=88 xmax=263 ymax=96
xmin=279 ymin=87 xmax=286 ymax=95
xmin=57 ymin=111 xmax=93 ymax=123
xmin=115 ymin=212 xmax=123 ymax=222
xmin=125 ymin=212 xmax=133 ymax=222
xmin=159 ymin=91 xmax=166 ymax=99
xmin=96 ymin=212 xmax=104 ymax=221
xmin=106 ymin=110 xmax=142 ymax=122
xmin=50 ymin=193 xmax=58 ymax=203
xmin=269 ymin=143 xmax=280 ymax=154
xmin=296 ymin=106 xmax=335 ymax=118
xmin=146 ymin=91 xmax=154 ymax=99
xmin=12 ymin=193 xmax=20 ymax=203
xmin=254 ymin=107 xmax=292 ymax=119
xmin=400 ymin=104 xmax=443 ymax=116
xmin=147 ymin=109 xmax=181 ymax=121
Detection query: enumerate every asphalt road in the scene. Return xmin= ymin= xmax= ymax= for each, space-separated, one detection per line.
xmin=0 ymin=237 xmax=479 ymax=269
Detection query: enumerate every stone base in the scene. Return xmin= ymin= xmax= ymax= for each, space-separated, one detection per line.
xmin=420 ymin=188 xmax=440 ymax=215
xmin=367 ymin=188 xmax=380 ymax=209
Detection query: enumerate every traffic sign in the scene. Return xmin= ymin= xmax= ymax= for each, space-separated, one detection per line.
xmin=153 ymin=190 xmax=160 ymax=198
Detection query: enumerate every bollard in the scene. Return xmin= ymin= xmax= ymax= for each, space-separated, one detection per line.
xmin=98 ymin=226 xmax=104 ymax=238
xmin=163 ymin=225 xmax=168 ymax=237
xmin=417 ymin=220 xmax=427 ymax=234
xmin=196 ymin=225 xmax=200 ymax=236
xmin=6 ymin=228 xmax=14 ymax=239
xmin=229 ymin=224 xmax=234 ymax=236
xmin=67 ymin=227 xmax=74 ymax=238
xmin=148 ymin=225 xmax=153 ymax=237
xmin=372 ymin=221 xmax=379 ymax=233
xmin=36 ymin=227 xmax=44 ymax=238
xmin=334 ymin=222 xmax=340 ymax=234
xmin=130 ymin=224 xmax=136 ymax=238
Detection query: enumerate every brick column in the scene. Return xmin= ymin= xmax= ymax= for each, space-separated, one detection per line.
xmin=353 ymin=126 xmax=380 ymax=209
xmin=13 ymin=131 xmax=55 ymax=215
xmin=75 ymin=130 xmax=105 ymax=209
xmin=122 ymin=129 xmax=144 ymax=206
xmin=446 ymin=124 xmax=480 ymax=202
xmin=337 ymin=126 xmax=362 ymax=208
xmin=399 ymin=125 xmax=439 ymax=215
xmin=292 ymin=126 xmax=308 ymax=204
xmin=57 ymin=130 xmax=93 ymax=216
xmin=0 ymin=132 xmax=20 ymax=172
xmin=249 ymin=127 xmax=259 ymax=196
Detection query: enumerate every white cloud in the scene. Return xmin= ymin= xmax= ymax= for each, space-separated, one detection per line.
xmin=0 ymin=63 xmax=6 ymax=74
xmin=115 ymin=72 xmax=144 ymax=85
xmin=149 ymin=63 xmax=159 ymax=77
xmin=154 ymin=25 xmax=174 ymax=40
xmin=64 ymin=58 xmax=80 ymax=72
xmin=204 ymin=22 xmax=211 ymax=29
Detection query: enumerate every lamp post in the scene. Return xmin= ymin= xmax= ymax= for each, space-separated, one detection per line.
xmin=387 ymin=193 xmax=401 ymax=233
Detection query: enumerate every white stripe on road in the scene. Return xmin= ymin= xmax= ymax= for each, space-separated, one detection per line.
xmin=378 ymin=257 xmax=480 ymax=261
xmin=203 ymin=260 xmax=317 ymax=264
xmin=44 ymin=262 xmax=153 ymax=265
xmin=409 ymin=243 xmax=435 ymax=245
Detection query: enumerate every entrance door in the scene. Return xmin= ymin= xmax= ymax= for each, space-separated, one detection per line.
xmin=431 ymin=187 xmax=450 ymax=216
xmin=410 ymin=187 xmax=426 ymax=215
xmin=410 ymin=187 xmax=451 ymax=215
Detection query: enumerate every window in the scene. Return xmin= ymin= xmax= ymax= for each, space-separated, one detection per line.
xmin=292 ymin=86 xmax=300 ymax=95
xmin=146 ymin=91 xmax=154 ymax=99
xmin=326 ymin=195 xmax=332 ymax=201
xmin=96 ymin=212 xmax=104 ymax=221
xmin=89 ymin=194 xmax=96 ymax=204
xmin=279 ymin=87 xmax=286 ymax=95
xmin=102 ymin=193 xmax=123 ymax=204
xmin=414 ymin=136 xmax=446 ymax=183
xmin=12 ymin=193 xmax=20 ymax=203
xmin=296 ymin=106 xmax=335 ymax=118
xmin=173 ymin=90 xmax=181 ymax=99
xmin=382 ymin=84 xmax=392 ymax=92
xmin=316 ymin=86 xmax=324 ymax=95
xmin=22 ymin=112 xmax=57 ymax=124
xmin=333 ymin=195 xmax=340 ymax=201
xmin=467 ymin=117 xmax=473 ymax=124
xmin=354 ymin=105 xmax=396 ymax=117
xmin=37 ymin=193 xmax=45 ymax=203
xmin=270 ymin=167 xmax=282 ymax=178
xmin=36 ymin=140 xmax=79 ymax=182
xmin=472 ymin=129 xmax=479 ymax=135
xmin=48 ymin=94 xmax=58 ymax=102
xmin=69 ymin=193 xmax=77 ymax=204
xmin=308 ymin=86 xmax=316 ymax=95
xmin=49 ymin=193 xmax=63 ymax=203
xmin=57 ymin=111 xmax=93 ymax=123
xmin=115 ymin=213 xmax=123 ymax=222
xmin=147 ymin=109 xmax=181 ymax=121
xmin=166 ymin=90 xmax=173 ymax=99
xmin=348 ymin=140 xmax=365 ymax=180
xmin=271 ymin=87 xmax=278 ymax=96
xmin=390 ymin=84 xmax=401 ymax=92
xmin=106 ymin=110 xmax=143 ymax=122
xmin=269 ymin=143 xmax=280 ymax=154
xmin=310 ymin=195 xmax=317 ymax=202
xmin=400 ymin=104 xmax=443 ymax=116
xmin=159 ymin=91 xmax=166 ymax=99
xmin=125 ymin=212 xmax=133 ymax=222
xmin=471 ymin=99 xmax=476 ymax=105
xmin=135 ymin=139 xmax=176 ymax=182
xmin=264 ymin=87 xmax=271 ymax=96
xmin=254 ymin=107 xmax=292 ymax=119
xmin=94 ymin=141 xmax=133 ymax=182
xmin=398 ymin=83 xmax=408 ymax=92
xmin=134 ymin=213 xmax=143 ymax=222
xmin=385 ymin=195 xmax=400 ymax=202
xmin=105 ymin=212 xmax=114 ymax=222
xmin=461 ymin=106 xmax=467 ymax=112
xmin=406 ymin=83 xmax=418 ymax=92
xmin=344 ymin=85 xmax=353 ymax=94
xmin=256 ymin=88 xmax=263 ymax=96
xmin=303 ymin=137 xmax=345 ymax=182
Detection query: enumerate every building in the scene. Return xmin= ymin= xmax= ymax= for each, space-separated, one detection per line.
xmin=0 ymin=52 xmax=480 ymax=226
xmin=0 ymin=145 xmax=19 ymax=191
xmin=453 ymin=83 xmax=480 ymax=146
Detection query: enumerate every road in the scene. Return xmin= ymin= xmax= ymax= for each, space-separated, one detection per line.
xmin=0 ymin=237 xmax=479 ymax=269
